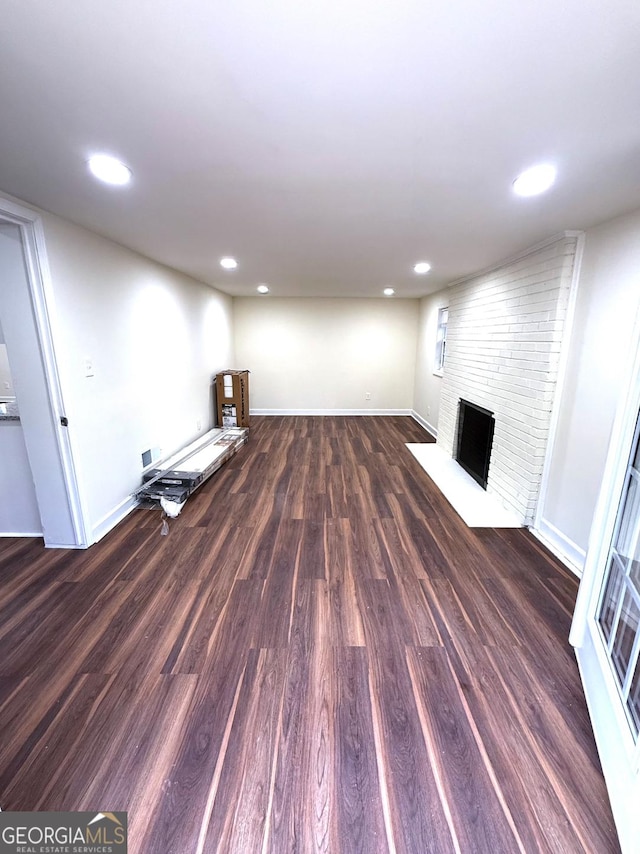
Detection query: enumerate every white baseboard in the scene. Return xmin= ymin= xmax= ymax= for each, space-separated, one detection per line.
xmin=0 ymin=532 xmax=86 ymax=548
xmin=250 ymin=408 xmax=412 ymax=416
xmin=531 ymin=518 xmax=586 ymax=578
xmin=410 ymin=410 xmax=437 ymax=438
xmin=0 ymin=531 xmax=42 ymax=538
xmin=46 ymin=543 xmax=86 ymax=549
xmin=91 ymin=495 xmax=138 ymax=545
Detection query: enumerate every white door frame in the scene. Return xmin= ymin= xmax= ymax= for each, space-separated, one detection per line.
xmin=0 ymin=196 xmax=89 ymax=547
xmin=570 ymin=306 xmax=640 ymax=853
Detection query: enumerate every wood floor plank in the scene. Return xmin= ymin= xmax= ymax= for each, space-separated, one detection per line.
xmin=376 ymin=516 xmax=443 ymax=646
xmin=115 ymin=674 xmax=200 ymax=853
xmin=200 ymin=648 xmax=287 ymax=853
xmin=0 ymin=634 xmax=111 ymax=772
xmin=0 ymin=550 xmax=74 ymax=628
xmin=326 ymin=464 xmax=350 ymax=519
xmin=143 ymin=578 xmax=264 ymax=853
xmin=406 ymin=646 xmax=523 ymax=853
xmin=420 ymin=573 xmax=616 ymax=853
xmin=443 ymin=640 xmax=591 ymax=854
xmin=0 ymin=673 xmax=115 ymax=808
xmin=334 ymin=646 xmax=389 ymax=853
xmin=0 ymin=675 xmax=25 ymax=714
xmin=252 ymin=519 xmax=303 ymax=649
xmin=164 ymin=527 xmax=250 ymax=675
xmin=356 ymin=578 xmax=457 ymax=853
xmin=299 ymin=519 xmax=326 ymax=580
xmin=325 ymin=518 xmax=366 ymax=647
xmin=267 ymin=579 xmax=339 ymax=853
xmin=345 ymin=497 xmax=389 ymax=580
xmin=484 ymin=642 xmax=619 ymax=853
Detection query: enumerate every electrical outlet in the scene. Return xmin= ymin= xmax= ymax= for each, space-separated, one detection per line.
xmin=3 ymin=381 xmax=10 ymax=390
xmin=83 ymin=358 xmax=95 ymax=378
xmin=365 ymin=392 xmax=371 ymax=400
xmin=196 ymin=418 xmax=202 ymax=431
xmin=427 ymin=405 xmax=431 ymax=416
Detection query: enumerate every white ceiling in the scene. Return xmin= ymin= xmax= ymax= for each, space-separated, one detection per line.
xmin=1 ymin=0 xmax=639 ymax=298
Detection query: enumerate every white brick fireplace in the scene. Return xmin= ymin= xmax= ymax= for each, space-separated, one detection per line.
xmin=436 ymin=233 xmax=579 ymax=524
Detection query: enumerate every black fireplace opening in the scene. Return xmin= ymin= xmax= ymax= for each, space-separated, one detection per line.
xmin=455 ymin=399 xmax=495 ymax=490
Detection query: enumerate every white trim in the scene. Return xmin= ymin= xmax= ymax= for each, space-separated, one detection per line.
xmin=250 ymin=408 xmax=412 ymax=416
xmin=44 ymin=543 xmax=86 ymax=550
xmin=0 ymin=532 xmax=42 ymax=538
xmin=410 ymin=409 xmax=437 ymax=438
xmin=534 ymin=231 xmax=585 ymax=532
xmin=0 ymin=196 xmax=90 ymax=547
xmin=530 ymin=520 xmax=585 ymax=578
xmin=575 ymin=634 xmax=638 ymax=854
xmin=91 ymin=495 xmax=138 ymax=544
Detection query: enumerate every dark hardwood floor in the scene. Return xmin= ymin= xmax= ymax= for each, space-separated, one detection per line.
xmin=0 ymin=416 xmax=619 ymax=853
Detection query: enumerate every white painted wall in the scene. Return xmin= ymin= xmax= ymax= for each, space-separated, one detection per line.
xmin=39 ymin=212 xmax=234 ymax=540
xmin=413 ymin=289 xmax=450 ymax=436
xmin=234 ymin=297 xmax=419 ymax=412
xmin=540 ymin=208 xmax=640 ymax=563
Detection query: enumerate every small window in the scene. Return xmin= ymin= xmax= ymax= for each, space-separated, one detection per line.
xmin=434 ymin=307 xmax=448 ymax=375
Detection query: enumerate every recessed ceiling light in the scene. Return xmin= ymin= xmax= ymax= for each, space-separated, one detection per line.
xmin=512 ymin=163 xmax=556 ymax=197
xmin=413 ymin=262 xmax=431 ymax=274
xmin=383 ymin=287 xmax=395 ymax=296
xmin=257 ymin=284 xmax=269 ymax=294
xmin=220 ymin=257 xmax=238 ymax=270
xmin=87 ymin=154 xmax=131 ymax=186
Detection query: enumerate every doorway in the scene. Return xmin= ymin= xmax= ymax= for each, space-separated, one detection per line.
xmin=0 ymin=197 xmax=88 ymax=547
xmin=0 ymin=316 xmax=42 ymax=535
